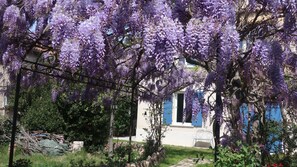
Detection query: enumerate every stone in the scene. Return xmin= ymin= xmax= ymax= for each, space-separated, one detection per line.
xmin=144 ymin=160 xmax=150 ymax=167
xmin=152 ymin=152 xmax=156 ymax=158
xmin=140 ymin=161 xmax=146 ymax=167
xmin=38 ymin=139 xmax=68 ymax=156
xmin=71 ymin=141 xmax=84 ymax=152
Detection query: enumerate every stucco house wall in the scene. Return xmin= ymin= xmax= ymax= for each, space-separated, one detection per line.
xmin=135 ymin=89 xmax=225 ymax=148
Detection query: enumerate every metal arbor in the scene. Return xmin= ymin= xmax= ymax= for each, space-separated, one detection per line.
xmin=6 ymin=47 xmax=138 ymax=167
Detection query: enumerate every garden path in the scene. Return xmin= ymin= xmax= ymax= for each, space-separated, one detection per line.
xmin=169 ymin=158 xmax=211 ymax=167
xmin=169 ymin=158 xmax=196 ymax=167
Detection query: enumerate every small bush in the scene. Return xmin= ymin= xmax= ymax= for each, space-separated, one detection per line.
xmin=0 ymin=116 xmax=13 ymax=144
xmin=56 ymin=96 xmax=109 ymax=152
xmin=10 ymin=83 xmax=110 ymax=152
xmin=216 ymin=141 xmax=261 ymax=167
xmin=113 ymin=97 xmax=133 ymax=137
xmin=69 ymin=158 xmax=97 ymax=167
xmin=19 ymin=85 xmax=65 ymax=133
xmin=12 ymin=159 xmax=32 ymax=167
xmin=142 ymin=138 xmax=159 ymax=159
xmin=105 ymin=145 xmax=130 ymax=167
xmin=105 ymin=143 xmax=141 ymax=167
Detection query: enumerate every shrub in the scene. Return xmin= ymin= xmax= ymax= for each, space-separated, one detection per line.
xmin=12 ymin=159 xmax=32 ymax=167
xmin=216 ymin=141 xmax=261 ymax=167
xmin=113 ymin=97 xmax=134 ymax=137
xmin=142 ymin=138 xmax=159 ymax=159
xmin=0 ymin=115 xmax=12 ymax=144
xmin=56 ymin=95 xmax=109 ymax=152
xmin=9 ymin=84 xmax=65 ymax=133
xmin=9 ymin=83 xmax=110 ymax=152
xmin=105 ymin=145 xmax=129 ymax=167
xmin=105 ymin=143 xmax=141 ymax=167
xmin=21 ymin=96 xmax=65 ymax=133
xmin=69 ymin=158 xmax=97 ymax=167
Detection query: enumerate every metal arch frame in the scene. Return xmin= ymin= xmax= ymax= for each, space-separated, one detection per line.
xmin=8 ymin=53 xmax=134 ymax=167
xmin=21 ymin=60 xmax=132 ymax=93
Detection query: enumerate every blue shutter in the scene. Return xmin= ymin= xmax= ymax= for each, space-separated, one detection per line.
xmin=240 ymin=103 xmax=249 ymax=134
xmin=192 ymin=111 xmax=202 ymax=127
xmin=240 ymin=104 xmax=257 ymax=135
xmin=192 ymin=91 xmax=203 ymax=127
xmin=163 ymin=96 xmax=173 ymax=125
xmin=265 ymin=104 xmax=282 ymax=153
xmin=266 ymin=104 xmax=282 ymax=121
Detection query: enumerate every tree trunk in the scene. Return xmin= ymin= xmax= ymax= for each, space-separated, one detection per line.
xmin=128 ymin=86 xmax=136 ymax=163
xmin=260 ymin=107 xmax=267 ymax=166
xmin=158 ymin=103 xmax=162 ymax=148
xmin=214 ymin=90 xmax=223 ymax=162
xmin=246 ymin=104 xmax=252 ymax=145
xmin=280 ymin=104 xmax=288 ymax=154
xmin=108 ymin=105 xmax=114 ymax=157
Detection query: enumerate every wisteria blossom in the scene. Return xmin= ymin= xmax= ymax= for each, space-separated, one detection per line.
xmin=1 ymin=0 xmax=297 ymax=164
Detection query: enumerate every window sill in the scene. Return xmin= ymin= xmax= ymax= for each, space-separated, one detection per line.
xmin=165 ymin=124 xmax=203 ymax=128
xmin=169 ymin=125 xmax=194 ymax=128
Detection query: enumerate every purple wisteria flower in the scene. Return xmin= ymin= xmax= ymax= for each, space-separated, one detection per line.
xmin=0 ymin=0 xmax=6 ymax=9
xmin=143 ymin=14 xmax=183 ymax=71
xmin=78 ymin=14 xmax=105 ymax=64
xmin=220 ymin=24 xmax=240 ymax=62
xmin=252 ymin=40 xmax=270 ymax=66
xmin=3 ymin=5 xmax=20 ymax=26
xmin=50 ymin=12 xmax=75 ymax=48
xmin=185 ymin=19 xmax=211 ymax=61
xmin=59 ymin=39 xmax=81 ymax=72
xmin=34 ymin=0 xmax=52 ymax=17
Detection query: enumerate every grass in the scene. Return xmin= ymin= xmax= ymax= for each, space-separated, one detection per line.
xmin=0 ymin=144 xmax=105 ymax=167
xmin=157 ymin=145 xmax=214 ymax=167
xmin=0 ymin=143 xmax=214 ymax=167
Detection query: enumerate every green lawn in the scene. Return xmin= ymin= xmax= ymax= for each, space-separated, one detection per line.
xmin=157 ymin=145 xmax=214 ymax=167
xmin=0 ymin=144 xmax=213 ymax=167
xmin=0 ymin=144 xmax=105 ymax=167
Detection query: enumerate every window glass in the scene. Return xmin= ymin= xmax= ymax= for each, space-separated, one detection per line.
xmin=176 ymin=93 xmax=195 ymax=124
xmin=176 ymin=93 xmax=184 ymax=122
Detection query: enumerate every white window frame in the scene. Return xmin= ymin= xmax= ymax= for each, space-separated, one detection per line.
xmin=175 ymin=56 xmax=196 ymax=68
xmin=185 ymin=60 xmax=196 ymax=68
xmin=171 ymin=92 xmax=193 ymax=127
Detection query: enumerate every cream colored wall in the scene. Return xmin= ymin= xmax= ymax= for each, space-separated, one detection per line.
xmin=136 ymin=124 xmax=214 ymax=147
xmin=135 ymin=92 xmax=227 ymax=147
